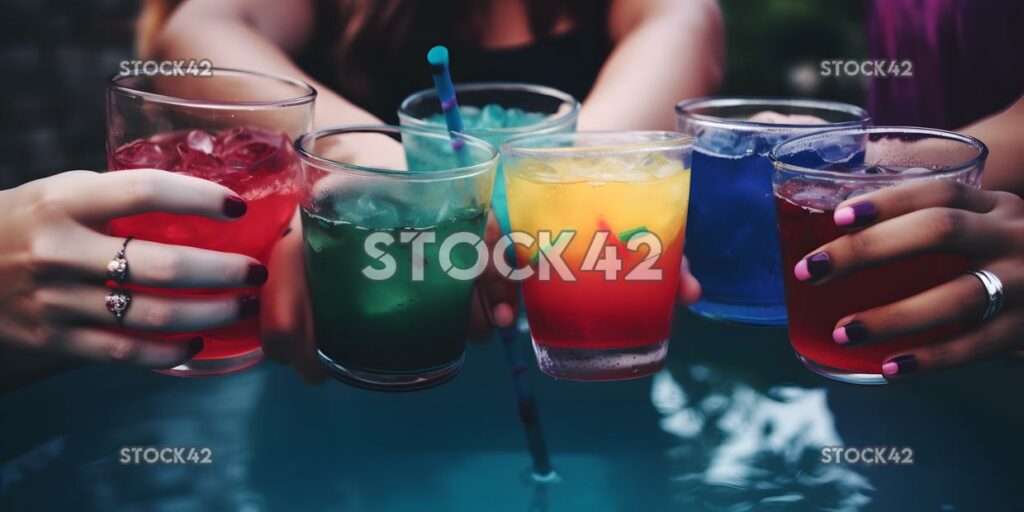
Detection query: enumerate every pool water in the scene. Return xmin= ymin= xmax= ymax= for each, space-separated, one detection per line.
xmin=2 ymin=310 xmax=1021 ymax=511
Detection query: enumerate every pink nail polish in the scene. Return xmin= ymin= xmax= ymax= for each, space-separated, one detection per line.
xmin=881 ymin=361 xmax=899 ymax=376
xmin=794 ymin=260 xmax=811 ymax=281
xmin=834 ymin=207 xmax=856 ymax=226
xmin=832 ymin=327 xmax=850 ymax=344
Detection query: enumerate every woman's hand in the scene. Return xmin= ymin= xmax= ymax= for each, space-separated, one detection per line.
xmin=0 ymin=170 xmax=267 ymax=368
xmin=792 ymin=181 xmax=1024 ymax=378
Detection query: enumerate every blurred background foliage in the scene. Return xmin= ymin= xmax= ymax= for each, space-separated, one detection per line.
xmin=0 ymin=0 xmax=869 ymax=188
xmin=718 ymin=0 xmax=867 ymax=103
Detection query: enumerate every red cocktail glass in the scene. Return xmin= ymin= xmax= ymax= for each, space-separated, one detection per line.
xmin=770 ymin=127 xmax=986 ymax=384
xmin=106 ymin=68 xmax=315 ymax=376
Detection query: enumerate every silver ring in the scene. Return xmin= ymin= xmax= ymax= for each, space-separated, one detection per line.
xmin=968 ymin=270 xmax=1004 ymax=321
xmin=107 ymin=237 xmax=133 ymax=284
xmin=105 ymin=289 xmax=132 ymax=327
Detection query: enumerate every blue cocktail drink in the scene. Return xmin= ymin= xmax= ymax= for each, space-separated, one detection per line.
xmin=676 ymin=98 xmax=869 ymax=326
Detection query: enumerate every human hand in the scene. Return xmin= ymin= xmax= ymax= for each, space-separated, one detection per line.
xmin=0 ymin=170 xmax=267 ymax=368
xmin=791 ymin=181 xmax=1023 ymax=377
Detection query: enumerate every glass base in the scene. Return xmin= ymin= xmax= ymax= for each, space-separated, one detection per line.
xmin=532 ymin=339 xmax=668 ymax=381
xmin=688 ymin=298 xmax=788 ymax=326
xmin=155 ymin=347 xmax=264 ymax=377
xmin=317 ymin=350 xmax=463 ymax=392
xmin=796 ymin=352 xmax=888 ymax=385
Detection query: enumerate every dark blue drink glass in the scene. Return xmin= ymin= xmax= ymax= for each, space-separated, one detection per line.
xmin=675 ymin=98 xmax=870 ymax=326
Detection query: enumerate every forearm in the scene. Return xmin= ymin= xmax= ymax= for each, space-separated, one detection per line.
xmin=960 ymin=95 xmax=1024 ymax=196
xmin=156 ymin=7 xmax=380 ymax=127
xmin=579 ymin=2 xmax=724 ymax=131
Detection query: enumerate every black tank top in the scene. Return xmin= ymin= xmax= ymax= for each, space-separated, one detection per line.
xmin=296 ymin=2 xmax=613 ymax=124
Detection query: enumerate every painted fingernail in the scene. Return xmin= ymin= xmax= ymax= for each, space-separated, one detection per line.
xmin=834 ymin=201 xmax=878 ymax=227
xmin=246 ymin=263 xmax=269 ymax=285
xmin=833 ymin=320 xmax=868 ymax=345
xmin=223 ymin=196 xmax=247 ymax=218
xmin=794 ymin=252 xmax=831 ymax=281
xmin=239 ymin=293 xmax=260 ymax=318
xmin=491 ymin=303 xmax=516 ymax=328
xmin=882 ymin=354 xmax=918 ymax=377
xmin=186 ymin=337 xmax=204 ymax=358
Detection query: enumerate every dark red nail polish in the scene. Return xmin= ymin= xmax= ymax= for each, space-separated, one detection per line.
xmin=223 ymin=196 xmax=247 ymax=218
xmin=882 ymin=354 xmax=918 ymax=377
xmin=849 ymin=202 xmax=878 ymax=227
xmin=842 ymin=320 xmax=869 ymax=344
xmin=186 ymin=337 xmax=204 ymax=358
xmin=239 ymin=294 xmax=260 ymax=318
xmin=246 ymin=264 xmax=268 ymax=285
xmin=806 ymin=252 xmax=832 ymax=279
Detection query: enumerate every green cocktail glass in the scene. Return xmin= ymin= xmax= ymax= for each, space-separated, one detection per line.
xmin=295 ymin=125 xmax=499 ymax=391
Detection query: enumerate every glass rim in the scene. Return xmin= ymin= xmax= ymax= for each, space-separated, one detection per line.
xmin=397 ymin=82 xmax=581 ymax=135
xmin=500 ymin=130 xmax=693 ymax=157
xmin=295 ymin=124 xmax=499 ymax=180
xmin=769 ymin=126 xmax=989 ymax=180
xmin=675 ymin=96 xmax=870 ymax=132
xmin=108 ymin=67 xmax=317 ymax=110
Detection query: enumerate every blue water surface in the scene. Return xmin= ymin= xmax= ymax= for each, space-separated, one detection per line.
xmin=2 ymin=310 xmax=1021 ymax=511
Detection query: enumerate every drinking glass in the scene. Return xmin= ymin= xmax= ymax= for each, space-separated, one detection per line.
xmin=771 ymin=126 xmax=986 ymax=384
xmin=676 ymin=98 xmax=869 ymax=325
xmin=502 ymin=131 xmax=693 ymax=381
xmin=107 ymin=68 xmax=315 ymax=376
xmin=399 ymin=83 xmax=579 ymax=233
xmin=295 ymin=125 xmax=498 ymax=391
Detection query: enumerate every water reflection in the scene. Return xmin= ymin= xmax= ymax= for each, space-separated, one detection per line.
xmin=659 ymin=311 xmax=876 ymax=512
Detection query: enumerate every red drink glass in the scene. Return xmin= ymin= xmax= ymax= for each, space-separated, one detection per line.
xmin=106 ymin=69 xmax=315 ymax=376
xmin=770 ymin=127 xmax=987 ymax=384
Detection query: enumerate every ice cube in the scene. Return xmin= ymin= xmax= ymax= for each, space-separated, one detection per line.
xmin=478 ymin=104 xmax=507 ymax=129
xmin=184 ymin=129 xmax=215 ymax=154
xmin=112 ymin=139 xmax=179 ymax=170
xmin=779 ymin=179 xmax=843 ymax=211
xmin=303 ymin=214 xmax=337 ymax=253
xmin=176 ymin=141 xmax=224 ymax=178
xmin=637 ymin=153 xmax=683 ymax=180
xmin=695 ymin=127 xmax=756 ymax=158
xmin=338 ymin=194 xmax=405 ymax=229
xmin=504 ymin=107 xmax=547 ymax=127
xmin=217 ymin=127 xmax=291 ymax=172
xmin=515 ymin=160 xmax=562 ymax=182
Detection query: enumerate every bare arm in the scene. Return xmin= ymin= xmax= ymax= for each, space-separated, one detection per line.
xmin=156 ymin=0 xmax=381 ymax=127
xmin=579 ymin=0 xmax=725 ymax=131
xmin=960 ymin=94 xmax=1024 ymax=196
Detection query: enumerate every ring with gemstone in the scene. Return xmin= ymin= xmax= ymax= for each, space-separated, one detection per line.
xmin=107 ymin=237 xmax=133 ymax=284
xmin=105 ymin=289 xmax=132 ymax=327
